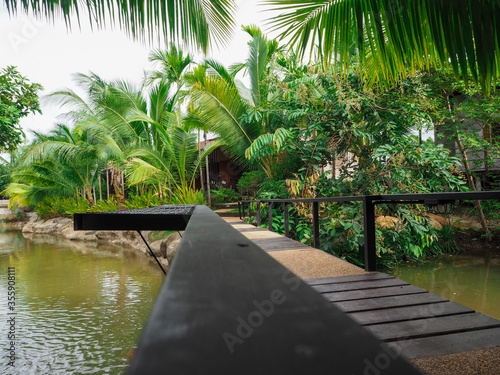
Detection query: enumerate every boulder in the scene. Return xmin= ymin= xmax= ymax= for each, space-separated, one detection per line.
xmin=421 ymin=214 xmax=443 ymax=230
xmin=424 ymin=213 xmax=482 ymax=229
xmin=22 ymin=220 xmax=35 ymax=233
xmin=424 ymin=213 xmax=448 ymax=227
xmin=375 ymin=216 xmax=400 ymax=229
xmin=449 ymin=217 xmax=482 ymax=229
xmin=166 ymin=238 xmax=182 ymax=264
xmin=148 ymin=240 xmax=164 ymax=257
xmin=158 ymin=258 xmax=169 ymax=272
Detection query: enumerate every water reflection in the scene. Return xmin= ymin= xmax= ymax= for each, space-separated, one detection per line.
xmin=0 ymin=227 xmax=163 ymax=374
xmin=391 ymin=252 xmax=500 ymax=320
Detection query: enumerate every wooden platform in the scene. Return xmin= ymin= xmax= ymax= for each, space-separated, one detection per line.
xmin=225 ymin=216 xmax=500 ymax=366
xmin=306 ymin=273 xmax=500 ymax=359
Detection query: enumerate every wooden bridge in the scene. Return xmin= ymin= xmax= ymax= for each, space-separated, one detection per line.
xmin=224 ymin=216 xmax=500 ymax=371
xmin=74 ymin=199 xmax=500 ymax=375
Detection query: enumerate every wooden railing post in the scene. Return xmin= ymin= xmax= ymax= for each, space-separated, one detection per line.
xmin=313 ymin=201 xmax=320 ymax=249
xmin=284 ymin=202 xmax=290 ymax=238
xmin=256 ymin=201 xmax=261 ymax=226
xmin=363 ymin=196 xmax=377 ymax=272
xmin=268 ymin=202 xmax=273 ymax=231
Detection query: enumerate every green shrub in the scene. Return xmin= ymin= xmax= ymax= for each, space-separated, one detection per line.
xmin=211 ymin=187 xmax=241 ymax=204
xmin=237 ymin=171 xmax=266 ymax=197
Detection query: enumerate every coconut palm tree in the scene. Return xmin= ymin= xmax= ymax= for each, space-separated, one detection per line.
xmin=186 ymin=26 xmax=289 ymax=178
xmin=3 ymin=0 xmax=237 ymax=53
xmin=5 ymin=123 xmax=103 ymax=207
xmin=265 ymin=0 xmax=500 ymax=94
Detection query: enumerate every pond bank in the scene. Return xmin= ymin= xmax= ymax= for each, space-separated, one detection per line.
xmin=2 ymin=213 xmax=177 ymax=271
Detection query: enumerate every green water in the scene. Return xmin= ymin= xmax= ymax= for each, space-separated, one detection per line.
xmin=0 ymin=228 xmax=164 ymax=374
xmin=390 ymin=252 xmax=500 ymax=320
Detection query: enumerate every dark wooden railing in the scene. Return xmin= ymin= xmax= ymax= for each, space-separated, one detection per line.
xmin=75 ymin=204 xmax=421 ymax=374
xmin=239 ymin=191 xmax=500 ymax=272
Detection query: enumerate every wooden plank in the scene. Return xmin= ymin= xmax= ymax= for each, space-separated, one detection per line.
xmin=333 ymin=293 xmax=448 ymax=313
xmin=367 ymin=313 xmax=500 ymax=341
xmin=306 ymin=273 xmax=393 ymax=286
xmin=385 ymin=327 xmax=500 ymax=359
xmin=323 ymin=285 xmax=427 ymax=302
xmin=312 ymin=278 xmax=408 ymax=293
xmin=349 ymin=301 xmax=475 ymax=325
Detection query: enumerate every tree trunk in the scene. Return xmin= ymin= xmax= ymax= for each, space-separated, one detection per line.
xmin=98 ymin=175 xmax=102 ymax=201
xmin=454 ymin=133 xmax=490 ymax=238
xmin=445 ymin=93 xmax=490 ymax=238
xmin=106 ymin=168 xmax=110 ymax=200
xmin=206 ymin=155 xmax=211 ymax=207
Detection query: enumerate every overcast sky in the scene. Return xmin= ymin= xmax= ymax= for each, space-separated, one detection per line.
xmin=0 ymin=1 xmax=275 ymax=141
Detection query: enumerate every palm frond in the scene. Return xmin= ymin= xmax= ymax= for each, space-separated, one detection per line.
xmin=5 ymin=0 xmax=237 ymax=52
xmin=265 ymin=0 xmax=500 ymax=94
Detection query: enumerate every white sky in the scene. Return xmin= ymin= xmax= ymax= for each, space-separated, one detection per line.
xmin=0 ymin=1 xmax=276 ymax=141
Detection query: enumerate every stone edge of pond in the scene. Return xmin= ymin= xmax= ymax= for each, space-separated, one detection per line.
xmin=2 ymin=213 xmax=175 ymax=271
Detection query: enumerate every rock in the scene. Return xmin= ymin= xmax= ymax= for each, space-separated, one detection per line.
xmin=450 ymin=217 xmax=482 ymax=229
xmin=22 ymin=220 xmax=35 ymax=233
xmin=158 ymin=258 xmax=169 ymax=272
xmin=421 ymin=214 xmax=443 ymax=230
xmin=160 ymin=241 xmax=168 ymax=258
xmin=166 ymin=232 xmax=183 ymax=247
xmin=425 ymin=213 xmax=482 ymax=229
xmin=95 ymin=230 xmax=144 ymax=250
xmin=424 ymin=213 xmax=448 ymax=227
xmin=148 ymin=240 xmax=164 ymax=257
xmin=10 ymin=221 xmax=24 ymax=230
xmin=166 ymin=238 xmax=182 ymax=264
xmin=64 ymin=228 xmax=97 ymax=241
xmin=375 ymin=216 xmax=400 ymax=229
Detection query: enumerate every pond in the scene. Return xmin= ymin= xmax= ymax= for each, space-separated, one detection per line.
xmin=390 ymin=251 xmax=500 ymax=321
xmin=0 ymin=227 xmax=164 ymax=374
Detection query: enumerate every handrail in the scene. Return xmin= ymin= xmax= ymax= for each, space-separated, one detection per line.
xmin=238 ymin=191 xmax=500 ymax=271
xmin=74 ymin=205 xmax=421 ymax=374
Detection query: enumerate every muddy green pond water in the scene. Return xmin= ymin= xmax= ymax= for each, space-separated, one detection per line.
xmin=391 ymin=252 xmax=500 ymax=321
xmin=0 ymin=228 xmax=163 ymax=374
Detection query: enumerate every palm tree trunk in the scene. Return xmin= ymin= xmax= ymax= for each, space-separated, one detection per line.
xmin=99 ymin=175 xmax=102 ymax=201
xmin=122 ymin=172 xmax=125 ymax=200
xmin=199 ymin=129 xmax=206 ymax=193
xmin=206 ymin=155 xmax=211 ymax=207
xmin=106 ymin=168 xmax=110 ymax=200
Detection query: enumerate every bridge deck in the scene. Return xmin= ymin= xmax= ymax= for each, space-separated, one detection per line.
xmin=225 ymin=216 xmax=500 ymax=373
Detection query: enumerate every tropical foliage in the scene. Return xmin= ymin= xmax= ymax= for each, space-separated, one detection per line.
xmin=4 ymin=4 xmax=500 ymax=269
xmin=3 ymin=0 xmax=237 ymax=52
xmin=5 ymin=46 xmax=214 ymax=210
xmin=265 ymin=0 xmax=500 ymax=95
xmin=0 ymin=66 xmax=42 ymax=151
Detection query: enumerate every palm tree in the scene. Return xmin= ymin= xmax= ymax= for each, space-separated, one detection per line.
xmin=265 ymin=0 xmax=500 ymax=94
xmin=186 ymin=26 xmax=289 ymax=178
xmin=5 ymin=123 xmax=103 ymax=207
xmin=125 ymin=126 xmax=220 ymax=203
xmin=4 ymin=0 xmax=237 ymax=53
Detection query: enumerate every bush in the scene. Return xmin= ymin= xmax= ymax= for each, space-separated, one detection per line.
xmin=211 ymin=187 xmax=241 ymax=205
xmin=237 ymin=171 xmax=266 ymax=197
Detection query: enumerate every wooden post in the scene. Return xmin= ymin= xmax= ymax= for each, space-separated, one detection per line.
xmin=284 ymin=202 xmax=290 ymax=237
xmin=313 ymin=201 xmax=320 ymax=249
xmin=268 ymin=202 xmax=273 ymax=231
xmin=363 ymin=196 xmax=377 ymax=272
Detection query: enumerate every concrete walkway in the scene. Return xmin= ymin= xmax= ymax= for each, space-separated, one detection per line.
xmin=224 ymin=216 xmax=366 ymax=279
